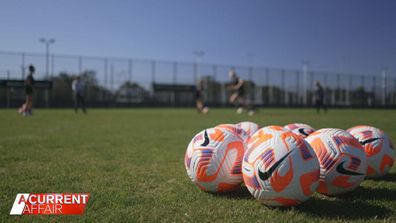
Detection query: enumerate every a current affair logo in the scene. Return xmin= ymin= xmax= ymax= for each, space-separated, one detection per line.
xmin=10 ymin=193 xmax=90 ymax=215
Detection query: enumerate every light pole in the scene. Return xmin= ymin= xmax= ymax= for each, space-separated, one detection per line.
xmin=39 ymin=38 xmax=55 ymax=79
xmin=39 ymin=38 xmax=55 ymax=108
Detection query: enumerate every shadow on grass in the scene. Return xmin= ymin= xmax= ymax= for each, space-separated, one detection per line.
xmin=294 ymin=186 xmax=395 ymax=220
xmin=369 ymin=172 xmax=396 ymax=182
xmin=210 ymin=186 xmax=252 ymax=200
xmin=337 ymin=186 xmax=396 ymax=201
xmin=295 ymin=197 xmax=391 ymax=220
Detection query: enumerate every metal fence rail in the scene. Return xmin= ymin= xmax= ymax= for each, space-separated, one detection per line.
xmin=0 ymin=50 xmax=395 ymax=108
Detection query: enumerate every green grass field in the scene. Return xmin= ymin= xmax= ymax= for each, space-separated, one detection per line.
xmin=1 ymin=108 xmax=396 ymax=222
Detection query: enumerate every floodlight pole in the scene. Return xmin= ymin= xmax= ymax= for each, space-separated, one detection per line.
xmin=40 ymin=38 xmax=55 ymax=79
xmin=39 ymin=38 xmax=55 ymax=108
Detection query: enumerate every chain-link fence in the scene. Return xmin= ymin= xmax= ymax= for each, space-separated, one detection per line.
xmin=1 ymin=50 xmax=395 ymax=108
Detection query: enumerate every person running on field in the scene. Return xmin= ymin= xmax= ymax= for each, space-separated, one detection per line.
xmin=228 ymin=69 xmax=253 ymax=114
xmin=314 ymin=80 xmax=327 ymax=113
xmin=72 ymin=76 xmax=87 ymax=114
xmin=195 ymin=79 xmax=208 ymax=114
xmin=19 ymin=65 xmax=35 ymax=116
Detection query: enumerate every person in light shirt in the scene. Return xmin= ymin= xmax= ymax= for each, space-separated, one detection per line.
xmin=72 ymin=76 xmax=87 ymax=114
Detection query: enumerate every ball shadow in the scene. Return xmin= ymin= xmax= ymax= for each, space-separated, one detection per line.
xmin=210 ymin=186 xmax=253 ymax=200
xmin=369 ymin=172 xmax=396 ymax=182
xmin=336 ymin=186 xmax=396 ymax=201
xmin=294 ymin=196 xmax=391 ymax=220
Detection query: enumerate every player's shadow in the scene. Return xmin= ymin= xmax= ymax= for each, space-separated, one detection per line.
xmin=294 ymin=187 xmax=395 ymax=220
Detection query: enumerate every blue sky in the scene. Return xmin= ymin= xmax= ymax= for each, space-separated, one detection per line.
xmin=1 ymin=0 xmax=395 ymax=75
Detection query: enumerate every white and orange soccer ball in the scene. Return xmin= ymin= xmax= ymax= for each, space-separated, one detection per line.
xmin=236 ymin=121 xmax=260 ymax=137
xmin=305 ymin=128 xmax=367 ymax=196
xmin=216 ymin=123 xmax=249 ymax=143
xmin=242 ymin=128 xmax=320 ymax=206
xmin=260 ymin=125 xmax=285 ymax=133
xmin=284 ymin=123 xmax=316 ymax=138
xmin=347 ymin=125 xmax=395 ymax=178
xmin=184 ymin=127 xmax=246 ymax=193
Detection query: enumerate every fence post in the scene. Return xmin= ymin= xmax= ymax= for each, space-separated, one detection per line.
xmin=172 ymin=62 xmax=177 ymax=106
xmin=51 ymin=54 xmax=55 ymax=78
xmin=248 ymin=67 xmax=253 ymax=81
xmin=21 ymin=53 xmax=25 ymax=79
xmin=151 ymin=60 xmax=156 ymax=84
xmin=266 ymin=68 xmax=271 ymax=105
xmin=372 ymin=76 xmax=376 ymax=106
xmin=302 ymin=62 xmax=309 ymax=106
xmin=346 ymin=75 xmax=352 ymax=106
xmin=249 ymin=67 xmax=254 ymax=105
xmin=394 ymin=78 xmax=396 ymax=105
xmin=128 ymin=59 xmax=133 ymax=83
xmin=173 ymin=62 xmax=177 ymax=84
xmin=104 ymin=58 xmax=108 ymax=102
xmin=296 ymin=71 xmax=300 ymax=105
xmin=110 ymin=64 xmax=114 ymax=93
xmin=212 ymin=64 xmax=217 ymax=81
xmin=281 ymin=69 xmax=286 ymax=106
xmin=78 ymin=56 xmax=82 ymax=74
xmin=336 ymin=73 xmax=340 ymax=105
xmin=309 ymin=71 xmax=314 ymax=106
xmin=193 ymin=63 xmax=197 ymax=83
xmin=382 ymin=69 xmax=387 ymax=107
xmin=6 ymin=70 xmax=10 ymax=108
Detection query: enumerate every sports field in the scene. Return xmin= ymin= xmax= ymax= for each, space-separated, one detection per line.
xmin=1 ymin=108 xmax=395 ymax=222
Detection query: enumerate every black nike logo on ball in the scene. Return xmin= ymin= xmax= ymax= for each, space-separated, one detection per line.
xmin=336 ymin=161 xmax=364 ymax=176
xmin=201 ymin=130 xmax=209 ymax=146
xmin=359 ymin=137 xmax=382 ymax=145
xmin=258 ymin=150 xmax=292 ymax=181
xmin=298 ymin=128 xmax=309 ymax=136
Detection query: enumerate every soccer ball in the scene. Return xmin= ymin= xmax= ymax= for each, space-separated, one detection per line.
xmin=184 ymin=127 xmax=246 ymax=192
xmin=260 ymin=125 xmax=285 ymax=132
xmin=347 ymin=125 xmax=395 ymax=178
xmin=236 ymin=121 xmax=260 ymax=137
xmin=305 ymin=128 xmax=367 ymax=196
xmin=242 ymin=128 xmax=320 ymax=206
xmin=216 ymin=124 xmax=249 ymax=143
xmin=202 ymin=106 xmax=209 ymax=114
xmin=18 ymin=103 xmax=27 ymax=114
xmin=284 ymin=123 xmax=315 ymax=138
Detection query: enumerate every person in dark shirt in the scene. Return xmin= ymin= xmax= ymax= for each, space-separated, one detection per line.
xmin=314 ymin=80 xmax=327 ymax=113
xmin=72 ymin=76 xmax=87 ymax=114
xmin=19 ymin=65 xmax=35 ymax=116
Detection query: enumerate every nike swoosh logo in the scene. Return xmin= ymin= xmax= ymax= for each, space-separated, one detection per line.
xmin=336 ymin=161 xmax=364 ymax=176
xmin=298 ymin=128 xmax=309 ymax=136
xmin=359 ymin=137 xmax=382 ymax=145
xmin=201 ymin=130 xmax=209 ymax=146
xmin=258 ymin=150 xmax=292 ymax=181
